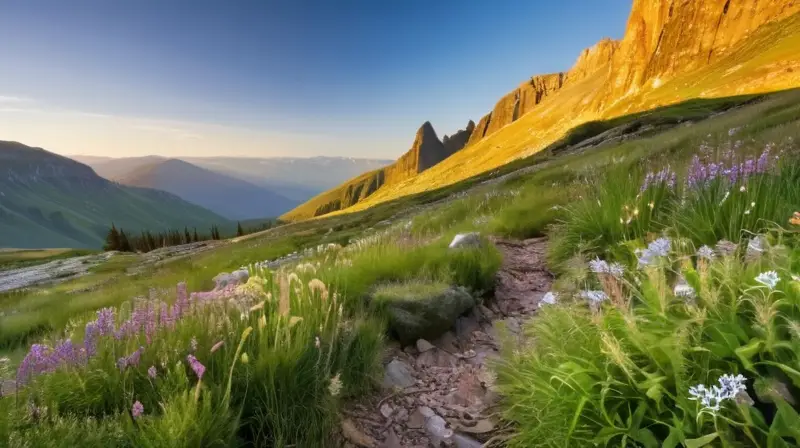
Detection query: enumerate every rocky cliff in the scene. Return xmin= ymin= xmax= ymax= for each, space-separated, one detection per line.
xmin=607 ymin=0 xmax=800 ymax=99
xmin=284 ymin=0 xmax=800 ymax=221
xmin=301 ymin=121 xmax=460 ymax=217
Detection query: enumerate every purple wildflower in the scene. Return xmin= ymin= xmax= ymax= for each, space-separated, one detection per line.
xmin=148 ymin=366 xmax=157 ymax=379
xmin=16 ymin=344 xmax=55 ymax=385
xmin=84 ymin=321 xmax=100 ymax=357
xmin=95 ymin=307 xmax=116 ymax=336
xmin=132 ymin=401 xmax=144 ymax=419
xmin=117 ymin=357 xmax=129 ymax=371
xmin=186 ymin=354 xmax=206 ymax=379
xmin=126 ymin=346 xmax=144 ymax=367
xmin=641 ymin=166 xmax=677 ymax=192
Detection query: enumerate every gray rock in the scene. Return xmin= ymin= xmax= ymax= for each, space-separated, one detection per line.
xmin=448 ymin=232 xmax=481 ymax=249
xmin=380 ymin=402 xmax=394 ymax=418
xmin=383 ymin=359 xmax=416 ymax=389
xmin=213 ymin=272 xmax=235 ymax=289
xmin=416 ymin=349 xmax=458 ymax=369
xmin=373 ymin=285 xmax=476 ymax=344
xmin=231 ymin=269 xmax=249 ymax=283
xmin=452 ymin=433 xmax=484 ymax=448
xmin=425 ymin=413 xmax=453 ymax=445
xmin=416 ymin=339 xmax=435 ymax=353
xmin=381 ymin=430 xmax=402 ymax=448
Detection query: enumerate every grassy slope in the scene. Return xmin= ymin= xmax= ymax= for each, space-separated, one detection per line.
xmin=282 ymin=13 xmax=800 ymax=221
xmin=0 ymin=179 xmax=232 ymax=249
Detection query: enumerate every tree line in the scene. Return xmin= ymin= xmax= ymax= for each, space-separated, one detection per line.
xmin=102 ymin=220 xmax=277 ymax=253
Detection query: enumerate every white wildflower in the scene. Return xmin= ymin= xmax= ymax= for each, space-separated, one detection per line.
xmin=315 ymin=336 xmax=321 ymax=349
xmin=689 ymin=374 xmax=747 ymax=414
xmin=540 ymin=292 xmax=558 ymax=306
xmin=673 ymin=279 xmax=696 ymax=300
xmin=589 ymin=258 xmax=609 ymax=274
xmin=696 ymin=245 xmax=715 ymax=260
xmin=580 ymin=290 xmax=608 ymax=304
xmin=746 ymin=235 xmax=767 ymax=257
xmin=328 ymin=373 xmax=342 ymax=397
xmin=755 ymin=271 xmax=780 ymax=289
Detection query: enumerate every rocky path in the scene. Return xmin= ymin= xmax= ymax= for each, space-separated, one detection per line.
xmin=341 ymin=237 xmax=552 ymax=447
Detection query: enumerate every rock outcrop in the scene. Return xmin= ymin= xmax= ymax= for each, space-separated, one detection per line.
xmin=286 ymin=0 xmax=800 ymax=221
xmin=305 ymin=121 xmax=465 ymax=217
xmin=442 ymin=120 xmax=475 ymax=155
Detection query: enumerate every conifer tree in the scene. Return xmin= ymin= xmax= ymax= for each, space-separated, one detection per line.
xmin=103 ymin=223 xmax=121 ymax=251
xmin=193 ymin=228 xmax=199 ymax=242
xmin=236 ymin=222 xmax=244 ymax=237
xmin=184 ymin=227 xmax=191 ymax=244
xmin=119 ymin=229 xmax=132 ymax=252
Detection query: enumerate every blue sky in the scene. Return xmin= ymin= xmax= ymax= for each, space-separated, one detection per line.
xmin=0 ymin=0 xmax=631 ymax=158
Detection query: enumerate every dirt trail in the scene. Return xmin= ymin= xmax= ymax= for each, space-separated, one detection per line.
xmin=342 ymin=238 xmax=552 ymax=448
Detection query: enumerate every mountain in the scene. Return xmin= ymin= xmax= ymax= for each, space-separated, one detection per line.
xmin=282 ymin=121 xmax=470 ymax=218
xmin=112 ymin=159 xmax=298 ymax=220
xmin=181 ymin=156 xmax=394 ymax=200
xmin=0 ymin=141 xmax=230 ymax=249
xmin=74 ymin=155 xmax=394 ymax=202
xmin=283 ymin=0 xmax=800 ymax=221
xmin=72 ymin=155 xmax=167 ymax=180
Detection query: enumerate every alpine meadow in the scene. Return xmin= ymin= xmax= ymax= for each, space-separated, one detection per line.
xmin=1 ymin=1 xmax=800 ymax=447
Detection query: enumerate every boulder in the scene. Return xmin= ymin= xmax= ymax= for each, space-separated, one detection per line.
xmin=373 ymin=282 xmax=477 ymax=345
xmin=448 ymin=233 xmax=481 ymax=249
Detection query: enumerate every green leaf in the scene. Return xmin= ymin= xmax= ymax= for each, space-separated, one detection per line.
xmin=685 ymin=432 xmax=719 ymax=448
xmin=735 ymin=339 xmax=765 ymax=372
xmin=630 ymin=429 xmax=659 ymax=448
xmin=662 ymin=426 xmax=684 ymax=448
xmin=758 ymin=361 xmax=800 ymax=388
xmin=645 ymin=384 xmax=664 ymax=406
xmin=770 ymin=400 xmax=800 ymax=443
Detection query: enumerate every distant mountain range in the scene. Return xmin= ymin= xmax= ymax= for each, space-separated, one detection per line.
xmin=110 ymin=158 xmax=297 ymax=221
xmin=0 ymin=141 xmax=230 ymax=249
xmin=74 ymin=155 xmax=393 ymax=204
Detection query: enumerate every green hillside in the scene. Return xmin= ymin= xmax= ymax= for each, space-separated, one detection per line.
xmin=0 ymin=141 xmax=231 ymax=249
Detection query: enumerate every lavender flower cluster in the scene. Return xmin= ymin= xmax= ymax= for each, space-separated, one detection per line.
xmin=636 ymin=238 xmax=671 ymax=268
xmin=640 ymin=166 xmax=677 ymax=192
xmin=17 ymin=281 xmax=238 ymax=386
xmin=686 ymin=147 xmax=774 ymax=190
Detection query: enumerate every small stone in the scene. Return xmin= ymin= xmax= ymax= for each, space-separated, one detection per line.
xmin=380 ymin=403 xmax=394 ymax=419
xmin=416 ymin=339 xmax=435 ymax=353
xmin=395 ymin=407 xmax=409 ymax=423
xmin=341 ymin=419 xmax=378 ymax=448
xmin=456 ymin=315 xmax=481 ymax=341
xmin=425 ymin=413 xmax=453 ymax=445
xmin=432 ymin=331 xmax=460 ymax=353
xmin=416 ymin=349 xmax=458 ymax=369
xmin=383 ymin=359 xmax=416 ymax=389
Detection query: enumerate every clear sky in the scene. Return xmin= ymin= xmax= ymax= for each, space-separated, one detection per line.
xmin=0 ymin=0 xmax=631 ymax=159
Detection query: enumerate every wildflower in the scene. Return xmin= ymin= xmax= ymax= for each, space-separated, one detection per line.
xmin=697 ymin=246 xmax=715 ymax=260
xmin=648 ymin=201 xmax=655 ymax=209
xmin=117 ymin=357 xmax=129 ymax=371
xmin=329 ymin=373 xmax=343 ymax=397
xmin=739 ymin=185 xmax=746 ymax=192
xmin=580 ymin=290 xmax=608 ymax=304
xmin=210 ymin=341 xmax=224 ymax=353
xmin=190 ymin=337 xmax=198 ymax=352
xmin=608 ymin=263 xmax=625 ymax=279
xmin=689 ymin=374 xmax=747 ymax=413
xmin=148 ymin=366 xmax=157 ymax=379
xmin=755 ymin=271 xmax=780 ymax=289
xmin=315 ymin=336 xmax=321 ymax=349
xmin=240 ymin=353 xmax=249 ymax=364
xmin=673 ymin=278 xmax=696 ymax=299
xmin=540 ymin=292 xmax=558 ymax=305
xmin=186 ymin=355 xmax=206 ymax=379
xmin=649 ymin=238 xmax=671 ymax=257
xmin=589 ymin=258 xmax=609 ymax=274
xmin=131 ymin=401 xmax=144 ymax=419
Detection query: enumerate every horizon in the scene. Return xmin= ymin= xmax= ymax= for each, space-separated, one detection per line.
xmin=0 ymin=0 xmax=630 ymax=159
